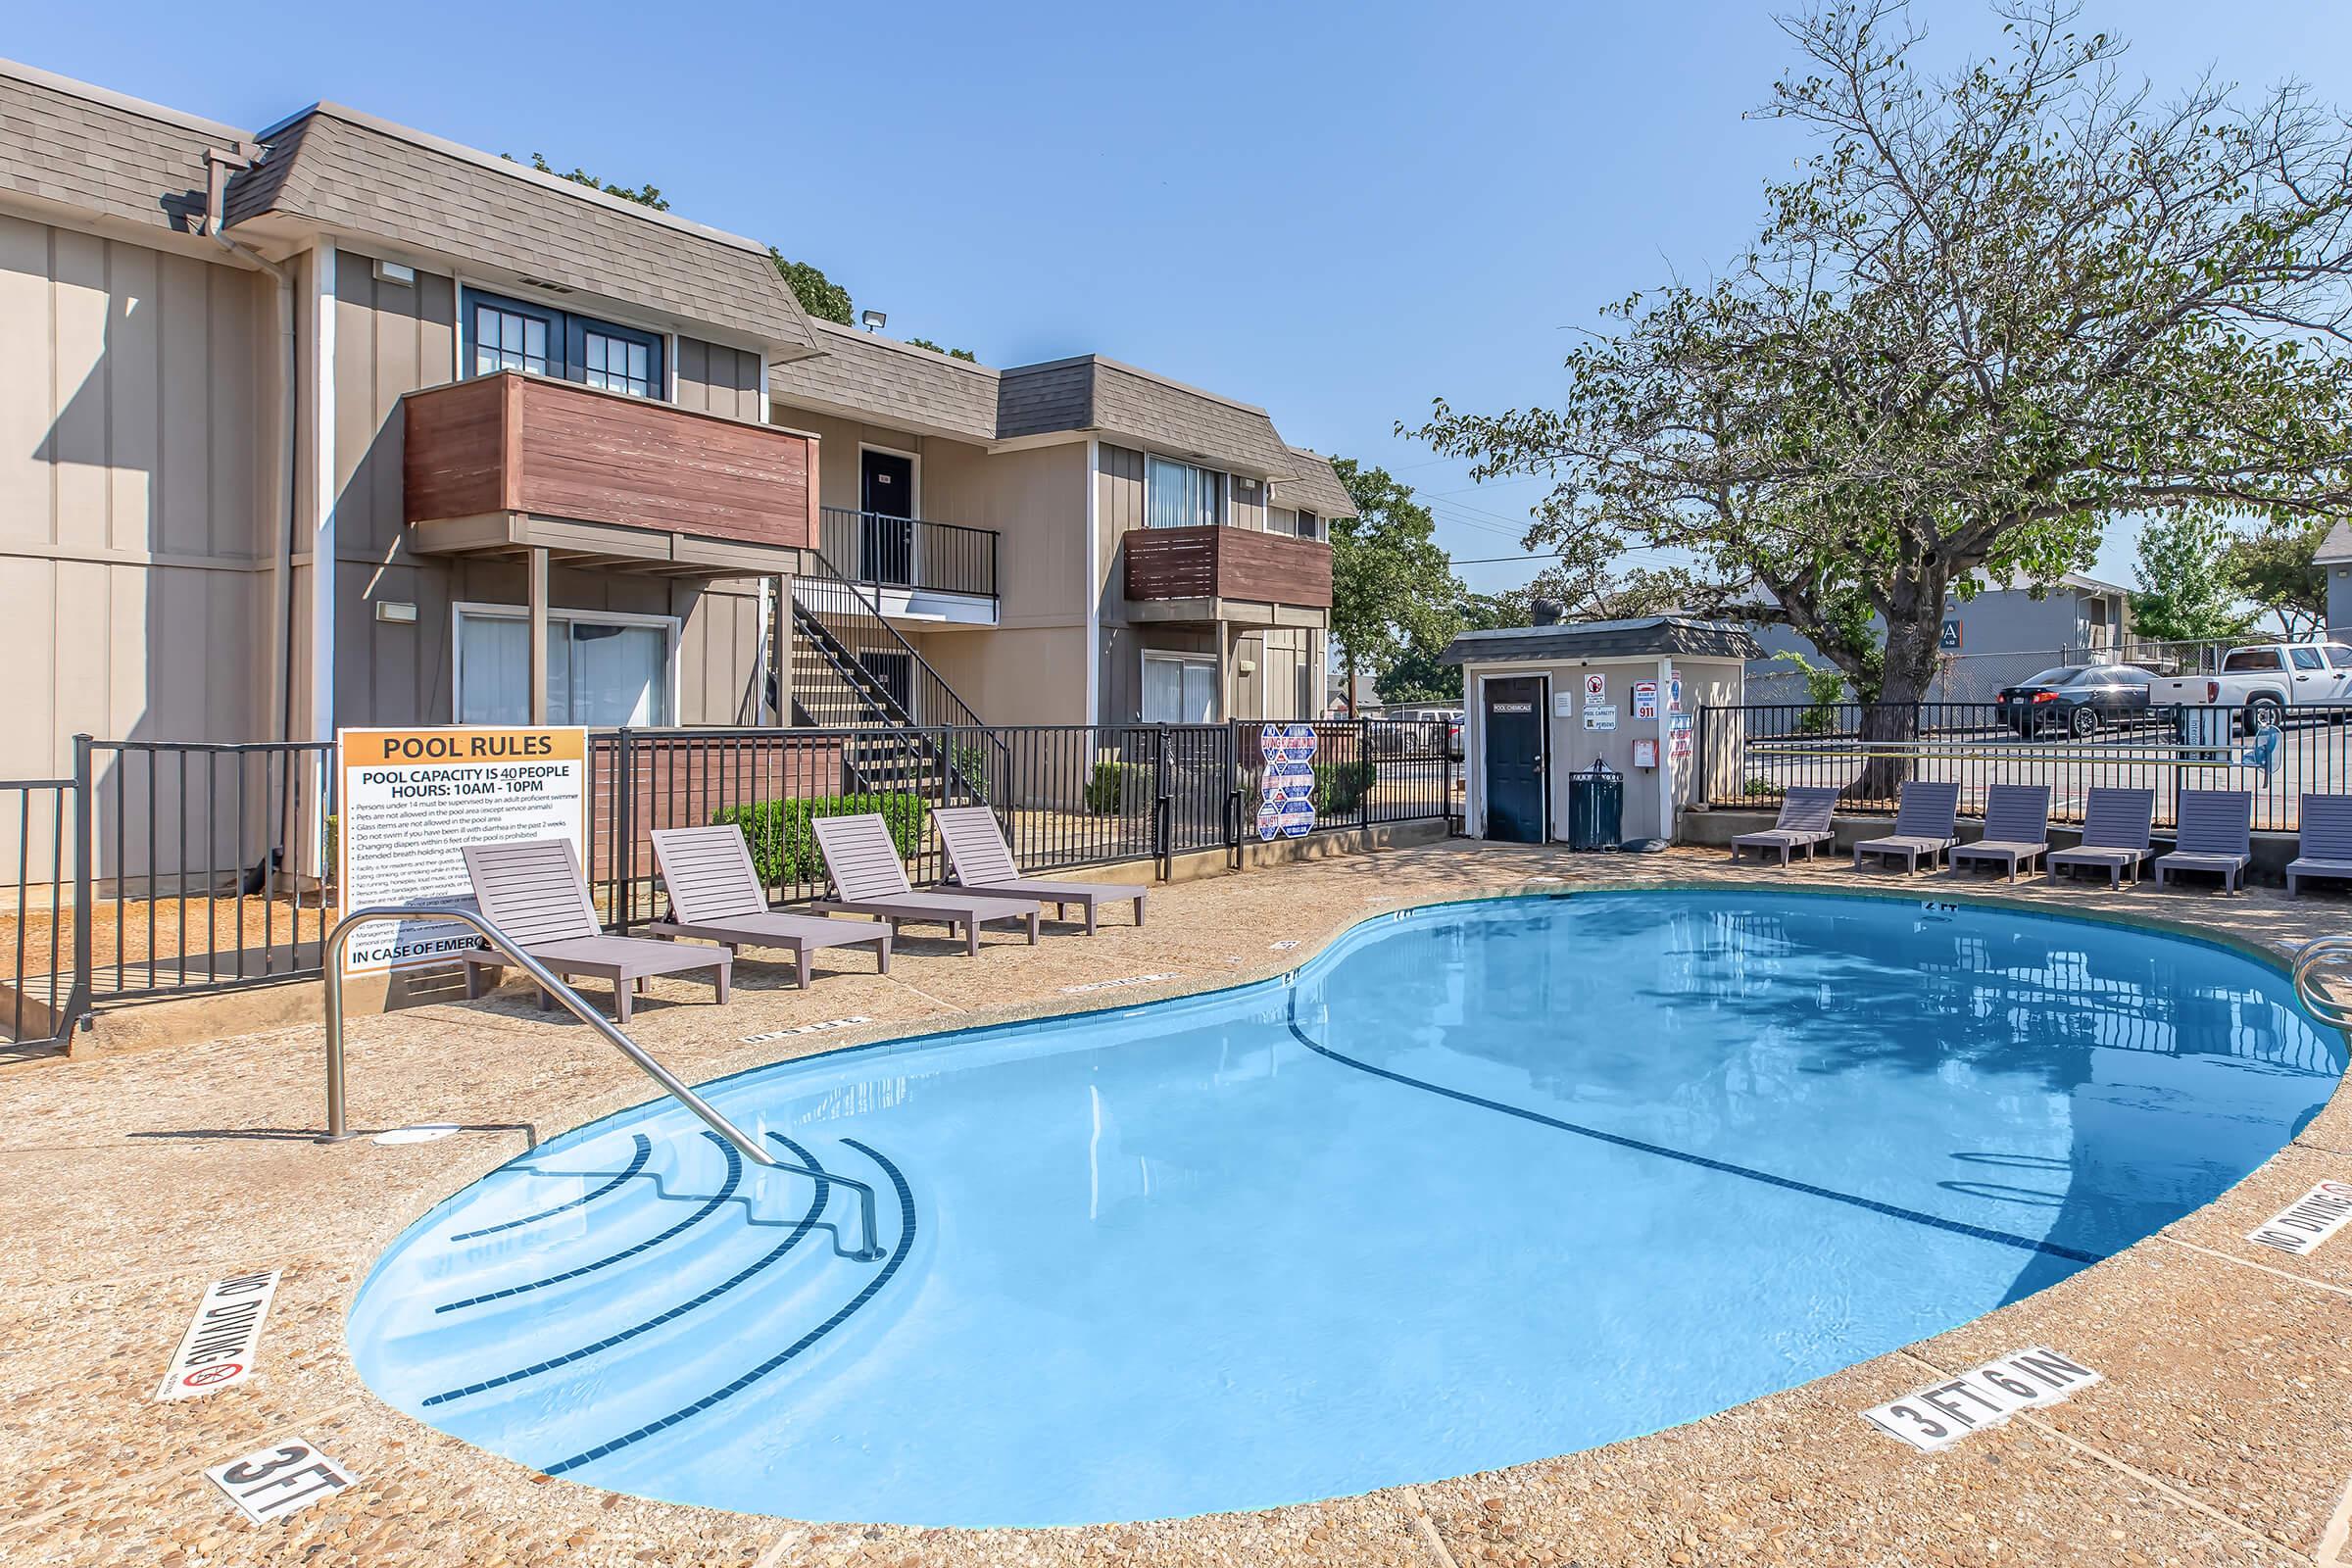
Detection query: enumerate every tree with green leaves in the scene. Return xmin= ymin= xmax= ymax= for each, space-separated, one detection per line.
xmin=907 ymin=337 xmax=979 ymax=363
xmin=2130 ymin=514 xmax=2258 ymax=641
xmin=1410 ymin=0 xmax=2352 ymax=778
xmin=770 ymin=253 xmax=853 ymax=325
xmin=2225 ymin=516 xmax=2330 ymax=638
xmin=1329 ymin=458 xmax=1462 ymax=710
xmin=1377 ymin=591 xmax=1529 ymax=704
xmin=504 ymin=152 xmax=667 ymax=209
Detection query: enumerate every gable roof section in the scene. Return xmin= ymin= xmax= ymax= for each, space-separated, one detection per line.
xmin=765 ymin=319 xmax=1000 ymax=440
xmin=0 ymin=58 xmax=247 ymax=236
xmin=1271 ymin=447 xmax=1356 ymax=520
xmin=1083 ymin=360 xmax=1298 ymax=478
xmin=2316 ymin=520 xmax=2352 ymax=565
xmin=222 ymin=105 xmax=816 ymax=359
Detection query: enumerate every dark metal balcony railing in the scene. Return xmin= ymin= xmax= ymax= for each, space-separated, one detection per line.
xmin=818 ymin=507 xmax=999 ymax=601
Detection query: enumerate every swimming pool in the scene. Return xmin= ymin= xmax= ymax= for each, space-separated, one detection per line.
xmin=349 ymin=890 xmax=2343 ymax=1527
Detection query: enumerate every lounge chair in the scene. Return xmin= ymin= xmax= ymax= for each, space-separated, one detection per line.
xmin=460 ymin=839 xmax=729 ymax=1023
xmin=1730 ymin=786 xmax=1838 ymax=866
xmin=1948 ymin=784 xmax=2052 ymax=883
xmin=932 ymin=806 xmax=1148 ymax=934
xmin=2156 ymin=788 xmax=2254 ymax=893
xmin=644 ymin=825 xmax=892 ymax=989
xmin=2047 ymin=787 xmax=2158 ymax=887
xmin=1852 ymin=780 xmax=1961 ymax=874
xmin=808 ymin=813 xmax=1041 ymax=956
xmin=2287 ymin=795 xmax=2352 ymax=896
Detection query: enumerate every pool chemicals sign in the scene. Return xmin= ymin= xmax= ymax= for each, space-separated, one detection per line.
xmin=157 ymin=1270 xmax=280 ymax=1400
xmin=204 ymin=1436 xmax=356 ymax=1526
xmin=1632 ymin=681 xmax=1660 ymax=721
xmin=2247 ymin=1179 xmax=2352 ymax=1256
xmin=1862 ymin=1347 xmax=2102 ymax=1452
xmin=336 ymin=726 xmax=588 ymax=976
xmin=1257 ymin=722 xmax=1319 ymax=840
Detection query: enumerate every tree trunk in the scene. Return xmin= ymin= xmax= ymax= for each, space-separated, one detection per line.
xmin=1854 ymin=612 xmax=1942 ymax=804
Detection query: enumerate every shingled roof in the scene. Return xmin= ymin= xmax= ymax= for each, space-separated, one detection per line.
xmin=766 ymin=320 xmax=1002 ymax=441
xmin=771 ymin=332 xmax=1313 ymax=479
xmin=1270 ymin=447 xmax=1357 ymax=520
xmin=0 ymin=58 xmax=246 ymax=237
xmin=222 ymin=104 xmax=817 ymax=359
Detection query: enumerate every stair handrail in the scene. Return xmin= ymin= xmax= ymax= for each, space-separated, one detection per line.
xmin=318 ymin=903 xmax=883 ymax=1261
xmin=797 ymin=550 xmax=990 ymax=731
xmin=2291 ymin=935 xmax=2352 ymax=1032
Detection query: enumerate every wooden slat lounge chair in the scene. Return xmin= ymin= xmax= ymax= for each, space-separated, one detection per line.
xmin=2287 ymin=795 xmax=2352 ymax=896
xmin=1730 ymin=785 xmax=1839 ymax=866
xmin=2047 ymin=787 xmax=2157 ymax=887
xmin=461 ymin=839 xmax=729 ymax=1023
xmin=1948 ymin=784 xmax=2052 ymax=883
xmin=644 ymin=825 xmax=892 ymax=989
xmin=1852 ymin=780 xmax=1961 ymax=874
xmin=2156 ymin=788 xmax=2254 ymax=893
xmin=932 ymin=806 xmax=1148 ymax=934
xmin=809 ymin=813 xmax=1040 ymax=956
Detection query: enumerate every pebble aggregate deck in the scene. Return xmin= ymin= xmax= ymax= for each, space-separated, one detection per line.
xmin=4 ymin=839 xmax=2350 ymax=1568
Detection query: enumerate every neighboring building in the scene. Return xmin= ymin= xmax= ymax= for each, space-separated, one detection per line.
xmin=2315 ymin=521 xmax=2352 ymax=633
xmin=1746 ymin=571 xmax=2132 ymax=700
xmin=0 ymin=55 xmax=1349 ymax=799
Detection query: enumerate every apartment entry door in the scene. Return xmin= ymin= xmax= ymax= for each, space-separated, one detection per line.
xmin=859 ymin=450 xmax=916 ymax=587
xmin=1482 ymin=676 xmax=1548 ymax=844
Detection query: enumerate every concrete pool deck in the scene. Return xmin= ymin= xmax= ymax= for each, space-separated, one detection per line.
xmin=3 ymin=838 xmax=2349 ymax=1568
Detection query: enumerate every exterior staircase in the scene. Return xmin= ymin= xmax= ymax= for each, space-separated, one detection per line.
xmin=780 ymin=552 xmax=998 ymax=803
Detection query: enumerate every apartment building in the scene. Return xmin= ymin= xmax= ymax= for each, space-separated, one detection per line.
xmin=0 ymin=57 xmax=1349 ymax=801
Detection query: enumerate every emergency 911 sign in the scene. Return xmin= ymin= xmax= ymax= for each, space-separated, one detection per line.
xmin=337 ymin=727 xmax=587 ymax=975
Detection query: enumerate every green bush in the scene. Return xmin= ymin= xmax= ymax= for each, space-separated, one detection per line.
xmin=1084 ymin=760 xmax=1150 ymax=815
xmin=950 ymin=744 xmax=992 ymax=805
xmin=710 ymin=793 xmax=927 ymax=887
xmin=1310 ymin=760 xmax=1375 ymax=816
xmin=1742 ymin=777 xmax=1779 ymax=798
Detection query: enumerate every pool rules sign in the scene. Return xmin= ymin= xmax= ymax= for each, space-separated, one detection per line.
xmin=337 ymin=727 xmax=588 ymax=975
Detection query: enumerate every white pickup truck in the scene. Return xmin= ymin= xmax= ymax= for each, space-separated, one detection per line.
xmin=2153 ymin=642 xmax=2352 ymax=732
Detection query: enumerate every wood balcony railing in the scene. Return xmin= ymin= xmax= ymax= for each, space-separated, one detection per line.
xmin=1123 ymin=524 xmax=1333 ymax=610
xmin=402 ymin=371 xmax=817 ymax=552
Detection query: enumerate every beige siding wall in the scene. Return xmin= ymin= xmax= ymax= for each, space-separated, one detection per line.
xmin=912 ymin=626 xmax=1087 ymax=727
xmin=674 ymin=337 xmax=762 ymax=420
xmin=0 ymin=212 xmax=277 ymax=778
xmin=328 ymin=250 xmax=765 ymax=728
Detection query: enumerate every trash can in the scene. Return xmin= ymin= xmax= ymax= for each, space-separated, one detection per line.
xmin=1566 ymin=760 xmax=1624 ymax=851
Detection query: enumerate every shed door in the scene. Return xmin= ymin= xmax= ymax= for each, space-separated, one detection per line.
xmin=1483 ymin=676 xmax=1547 ymax=843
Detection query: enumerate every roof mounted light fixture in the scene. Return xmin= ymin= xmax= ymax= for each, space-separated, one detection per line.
xmin=860 ymin=309 xmax=887 ymax=332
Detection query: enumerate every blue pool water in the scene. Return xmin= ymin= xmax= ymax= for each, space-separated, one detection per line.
xmin=349 ymin=891 xmax=2343 ymax=1526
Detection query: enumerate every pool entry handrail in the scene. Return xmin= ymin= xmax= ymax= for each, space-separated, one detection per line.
xmin=318 ymin=904 xmax=884 ymax=1262
xmin=2291 ymin=934 xmax=2352 ymax=1032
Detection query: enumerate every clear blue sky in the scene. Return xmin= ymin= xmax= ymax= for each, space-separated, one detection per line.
xmin=13 ymin=0 xmax=2347 ymax=595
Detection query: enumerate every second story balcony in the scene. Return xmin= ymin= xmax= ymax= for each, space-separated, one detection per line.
xmin=818 ymin=506 xmax=1001 ymax=625
xmin=402 ymin=370 xmax=818 ymax=573
xmin=1123 ymin=523 xmax=1333 ymax=625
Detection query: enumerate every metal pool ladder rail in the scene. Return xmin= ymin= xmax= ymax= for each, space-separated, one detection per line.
xmin=2292 ymin=935 xmax=2352 ymax=1032
xmin=318 ymin=904 xmax=884 ymax=1261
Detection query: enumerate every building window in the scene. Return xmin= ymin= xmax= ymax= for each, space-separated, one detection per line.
xmin=465 ymin=288 xmax=664 ymax=400
xmin=455 ymin=607 xmax=675 ymax=726
xmin=1142 ymin=652 xmax=1218 ymax=723
xmin=1296 ymin=510 xmax=1320 ymax=541
xmin=1145 ymin=457 xmax=1222 ymax=529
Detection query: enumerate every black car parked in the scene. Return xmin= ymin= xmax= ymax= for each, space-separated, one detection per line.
xmin=1995 ymin=664 xmax=2153 ymax=739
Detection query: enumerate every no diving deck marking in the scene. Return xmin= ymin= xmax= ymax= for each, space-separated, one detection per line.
xmin=742 ymin=1017 xmax=871 ymax=1044
xmin=1060 ymin=972 xmax=1181 ymax=996
xmin=158 ymin=1271 xmax=280 ymax=1401
xmin=2248 ymin=1179 xmax=2352 ymax=1256
xmin=1283 ymin=1000 xmax=2105 ymax=1267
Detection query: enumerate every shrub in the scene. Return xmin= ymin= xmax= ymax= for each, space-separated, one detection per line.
xmin=1310 ymin=760 xmax=1375 ymax=816
xmin=1084 ymin=760 xmax=1150 ymax=815
xmin=710 ymin=793 xmax=927 ymax=887
xmin=950 ymin=744 xmax=992 ymax=805
xmin=1742 ymin=777 xmax=1779 ymax=798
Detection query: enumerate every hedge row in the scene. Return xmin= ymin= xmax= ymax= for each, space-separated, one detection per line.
xmin=708 ymin=793 xmax=928 ymax=887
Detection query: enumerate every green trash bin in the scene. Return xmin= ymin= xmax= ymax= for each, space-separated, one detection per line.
xmin=1566 ymin=760 xmax=1624 ymax=851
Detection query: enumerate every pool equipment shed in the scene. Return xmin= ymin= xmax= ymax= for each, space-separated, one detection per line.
xmin=1442 ymin=616 xmax=1759 ymax=846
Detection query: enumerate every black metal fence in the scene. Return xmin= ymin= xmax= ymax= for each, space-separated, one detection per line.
xmin=817 ymin=507 xmax=999 ymax=602
xmin=1701 ymin=701 xmax=2345 ymax=832
xmin=0 ymin=719 xmax=1455 ymax=1051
